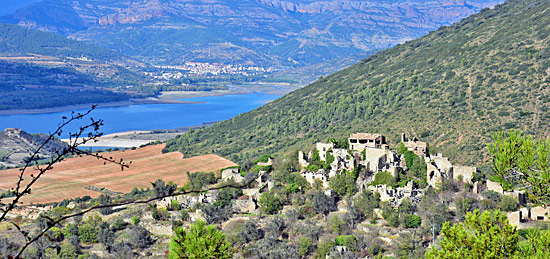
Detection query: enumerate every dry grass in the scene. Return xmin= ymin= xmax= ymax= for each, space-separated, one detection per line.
xmin=0 ymin=144 xmax=236 ymax=204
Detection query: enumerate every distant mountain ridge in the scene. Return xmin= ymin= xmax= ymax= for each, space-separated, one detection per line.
xmin=1 ymin=0 xmax=502 ymax=69
xmin=0 ymin=23 xmax=146 ymax=111
xmin=164 ymin=0 xmax=550 ymax=166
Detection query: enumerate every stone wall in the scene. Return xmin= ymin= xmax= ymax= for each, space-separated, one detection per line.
xmin=453 ymin=165 xmax=476 ymax=183
xmin=486 ymin=180 xmax=504 ymax=194
xmin=221 ymin=167 xmax=243 ymax=183
xmin=298 ymin=151 xmax=309 ymax=168
xmin=316 ymin=142 xmax=334 ymax=161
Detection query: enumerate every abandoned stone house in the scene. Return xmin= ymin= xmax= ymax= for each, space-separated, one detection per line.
xmin=401 ymin=133 xmax=428 ymax=157
xmin=349 ymin=133 xmax=387 ymax=151
xmin=4 ymin=128 xmax=22 ymax=137
xmin=367 ymin=180 xmax=423 ymax=205
xmin=483 ymin=180 xmax=550 ymax=228
xmin=507 ymin=206 xmax=550 ymax=227
xmin=221 ymin=167 xmax=244 ymax=183
xmin=157 ymin=191 xmax=217 ymax=210
xmin=158 ymin=165 xmax=272 ymax=214
xmin=302 ymin=170 xmax=330 ymax=189
xmin=359 ymin=146 xmax=400 ymax=176
xmin=425 ymin=153 xmax=477 ymax=188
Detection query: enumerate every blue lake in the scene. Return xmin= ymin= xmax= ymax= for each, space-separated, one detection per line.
xmin=0 ymin=93 xmax=280 ymax=138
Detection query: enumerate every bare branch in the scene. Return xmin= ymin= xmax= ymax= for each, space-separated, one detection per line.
xmin=15 ymin=180 xmax=250 ymax=257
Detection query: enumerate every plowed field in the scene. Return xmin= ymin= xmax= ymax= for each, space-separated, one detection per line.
xmin=0 ymin=144 xmax=236 ymax=204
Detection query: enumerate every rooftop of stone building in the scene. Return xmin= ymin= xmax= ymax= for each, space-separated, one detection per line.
xmin=404 ymin=140 xmax=428 ymax=147
xmin=349 ymin=133 xmax=383 ymax=140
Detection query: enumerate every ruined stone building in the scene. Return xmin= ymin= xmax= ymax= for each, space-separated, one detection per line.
xmin=367 ymin=181 xmax=423 ymax=205
xmin=349 ymin=133 xmax=387 ymax=151
xmin=298 ymin=133 xmax=478 ymax=206
xmin=401 ymin=133 xmax=428 ymax=157
xmin=426 ymin=153 xmax=477 ymax=188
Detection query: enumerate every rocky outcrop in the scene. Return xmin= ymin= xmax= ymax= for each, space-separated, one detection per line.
xmin=0 ymin=128 xmax=68 ymax=167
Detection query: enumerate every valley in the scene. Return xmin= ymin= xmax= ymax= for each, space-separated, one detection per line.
xmin=1 ymin=0 xmax=550 ymax=258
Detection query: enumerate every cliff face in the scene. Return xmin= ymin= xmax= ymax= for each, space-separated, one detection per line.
xmin=1 ymin=0 xmax=503 ymax=67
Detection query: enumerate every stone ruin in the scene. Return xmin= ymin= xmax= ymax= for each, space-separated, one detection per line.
xmin=298 ymin=133 xmax=479 ymax=206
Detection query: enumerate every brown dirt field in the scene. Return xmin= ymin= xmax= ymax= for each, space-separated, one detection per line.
xmin=0 ymin=144 xmax=236 ymax=205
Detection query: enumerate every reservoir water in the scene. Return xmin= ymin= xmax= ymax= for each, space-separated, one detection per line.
xmin=0 ymin=93 xmax=280 ymax=138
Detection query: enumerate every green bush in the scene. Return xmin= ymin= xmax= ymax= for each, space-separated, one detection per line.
xmin=370 ymin=171 xmax=395 ymax=186
xmin=253 ymin=154 xmax=272 ymax=163
xmin=329 ymin=170 xmax=357 ymax=197
xmin=78 ymin=224 xmax=98 ymax=243
xmin=316 ymin=238 xmax=335 ymax=259
xmin=306 ymin=164 xmax=320 ymax=172
xmin=403 ymin=214 xmax=422 ymax=228
xmin=131 ymin=215 xmax=141 ymax=225
xmin=500 ymin=195 xmax=519 ymax=212
xmin=335 ymin=235 xmax=357 ymax=249
xmin=299 ymin=237 xmax=313 ymax=256
xmin=258 ymin=192 xmax=282 ymax=215
xmin=169 ymin=221 xmax=232 ymax=259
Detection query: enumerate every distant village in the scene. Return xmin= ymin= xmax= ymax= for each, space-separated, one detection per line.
xmin=158 ymin=132 xmax=550 ymax=229
xmin=149 ymin=62 xmax=274 ymax=79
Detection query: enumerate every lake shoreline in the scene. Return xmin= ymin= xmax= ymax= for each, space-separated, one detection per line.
xmin=0 ymin=83 xmax=297 ymax=116
xmin=0 ymin=97 xmax=202 ymax=116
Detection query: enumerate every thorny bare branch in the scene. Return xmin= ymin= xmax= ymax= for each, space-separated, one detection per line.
xmin=0 ymin=106 xmax=130 ymax=257
xmin=14 ymin=180 xmax=250 ymax=257
xmin=0 ymin=106 xmax=251 ymax=257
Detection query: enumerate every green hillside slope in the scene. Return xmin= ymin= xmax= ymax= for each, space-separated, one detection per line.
xmin=0 ymin=23 xmax=122 ymax=61
xmin=165 ymin=0 xmax=550 ymax=165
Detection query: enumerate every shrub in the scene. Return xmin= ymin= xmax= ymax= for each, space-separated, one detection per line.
xmin=151 ymin=206 xmax=170 ymax=221
xmin=306 ymin=164 xmax=320 ymax=172
xmin=258 ymin=192 xmax=282 ymax=215
xmin=335 ymin=235 xmax=357 ymax=249
xmin=185 ymin=172 xmax=217 ymax=191
xmin=500 ymin=195 xmax=519 ymax=212
xmin=370 ymin=171 xmax=395 ymax=186
xmin=98 ymin=194 xmax=113 ymax=215
xmin=169 ymin=221 xmax=232 ymax=259
xmin=111 ymin=217 xmax=127 ymax=231
xmin=169 ymin=199 xmax=181 ymax=211
xmin=78 ymin=224 xmax=98 ymax=243
xmin=425 ymin=210 xmax=518 ymax=258
xmin=254 ymin=154 xmax=272 ymax=164
xmin=299 ymin=237 xmax=313 ymax=257
xmin=403 ymin=214 xmax=422 ymax=228
xmin=309 ymin=191 xmax=336 ymax=215
xmin=329 ymin=171 xmax=357 ymax=197
xmin=131 ymin=216 xmax=140 ymax=225
xmin=329 ymin=215 xmax=345 ymax=234
xmin=129 ymin=225 xmax=154 ymax=249
xmin=316 ymin=238 xmax=335 ymax=259
xmin=483 ymin=190 xmax=502 ymax=202
xmin=354 ymin=190 xmax=380 ymax=218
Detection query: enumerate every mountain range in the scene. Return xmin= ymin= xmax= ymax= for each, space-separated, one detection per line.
xmin=164 ymin=0 xmax=550 ymax=166
xmin=2 ymin=0 xmax=502 ymax=71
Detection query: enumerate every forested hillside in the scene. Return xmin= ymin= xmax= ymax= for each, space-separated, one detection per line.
xmin=0 ymin=24 xmax=149 ymax=111
xmin=0 ymin=23 xmax=123 ymax=61
xmin=165 ymin=0 xmax=550 ymax=165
